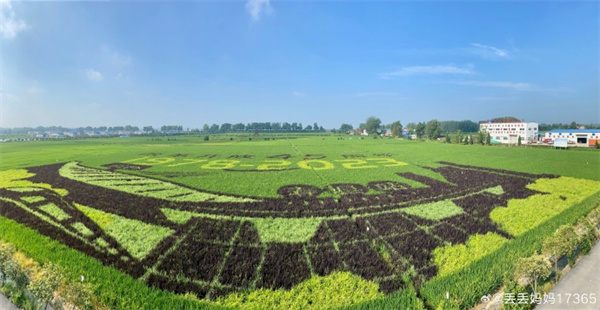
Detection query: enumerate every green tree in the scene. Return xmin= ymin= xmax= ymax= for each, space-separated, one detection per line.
xmin=339 ymin=123 xmax=353 ymax=132
xmin=425 ymin=119 xmax=441 ymax=140
xmin=486 ymin=132 xmax=491 ymax=145
xmin=28 ymin=263 xmax=64 ymax=310
xmin=491 ymin=116 xmax=519 ymax=122
xmin=201 ymin=124 xmax=209 ymax=133
xmin=365 ymin=116 xmax=382 ymax=135
xmin=452 ymin=130 xmax=463 ymax=144
xmin=542 ymin=225 xmax=580 ymax=274
xmin=569 ymin=121 xmax=577 ymax=129
xmin=517 ymin=135 xmax=522 ymax=146
xmin=390 ymin=121 xmax=402 ymax=137
xmin=209 ymin=124 xmax=219 ymax=133
xmin=0 ymin=242 xmax=16 ymax=286
xmin=513 ymin=255 xmax=551 ymax=294
xmin=220 ymin=123 xmax=232 ymax=133
xmin=477 ymin=131 xmax=486 ymax=145
xmin=415 ymin=122 xmax=426 ymax=139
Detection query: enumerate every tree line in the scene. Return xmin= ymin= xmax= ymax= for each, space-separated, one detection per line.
xmin=199 ymin=122 xmax=326 ymax=134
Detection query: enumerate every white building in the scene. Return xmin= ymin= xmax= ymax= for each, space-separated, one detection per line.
xmin=479 ymin=121 xmax=539 ymax=144
xmin=544 ymin=129 xmax=600 ymax=147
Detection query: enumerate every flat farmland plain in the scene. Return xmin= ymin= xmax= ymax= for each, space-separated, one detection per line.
xmin=1 ymin=135 xmax=599 ymax=309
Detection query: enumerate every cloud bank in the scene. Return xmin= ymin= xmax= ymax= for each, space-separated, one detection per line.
xmin=246 ymin=0 xmax=272 ymax=21
xmin=0 ymin=1 xmax=27 ymax=39
xmin=380 ymin=64 xmax=475 ymax=78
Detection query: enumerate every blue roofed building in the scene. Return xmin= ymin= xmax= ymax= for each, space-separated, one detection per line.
xmin=543 ymin=129 xmax=600 ymax=147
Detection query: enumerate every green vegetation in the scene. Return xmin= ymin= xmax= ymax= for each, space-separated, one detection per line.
xmin=483 ymin=185 xmax=504 ymax=195
xmin=432 ymin=232 xmax=508 ymax=277
xmin=513 ymin=254 xmax=551 ymax=294
xmin=216 ymin=271 xmax=383 ymax=310
xmin=401 ymin=200 xmax=463 ymax=220
xmin=248 ymin=217 xmax=324 ymax=243
xmin=420 ymin=191 xmax=600 ymax=309
xmin=160 ymin=207 xmax=196 ymax=224
xmin=28 ymin=263 xmax=65 ymax=309
xmin=1 ymin=134 xmax=599 ymax=310
xmin=39 ymin=203 xmax=71 ymax=221
xmin=20 ymin=196 xmax=46 ymax=203
xmin=1 ymin=169 xmax=68 ymax=196
xmin=60 ymin=162 xmax=254 ymax=202
xmin=75 ymin=203 xmax=174 ymax=259
xmin=490 ymin=177 xmax=600 ymax=236
xmin=71 ymin=222 xmax=94 ymax=237
xmin=0 ymin=216 xmax=222 ymax=310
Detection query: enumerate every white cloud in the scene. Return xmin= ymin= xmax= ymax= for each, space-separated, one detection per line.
xmin=451 ymin=80 xmax=533 ymax=91
xmin=380 ymin=64 xmax=474 ymax=78
xmin=469 ymin=43 xmax=509 ymax=59
xmin=85 ymin=69 xmax=104 ymax=81
xmin=453 ymin=80 xmax=569 ymax=93
xmin=0 ymin=1 xmax=27 ymax=39
xmin=246 ymin=0 xmax=272 ymax=21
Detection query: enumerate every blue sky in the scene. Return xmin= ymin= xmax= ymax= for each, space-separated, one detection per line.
xmin=1 ymin=0 xmax=598 ymax=129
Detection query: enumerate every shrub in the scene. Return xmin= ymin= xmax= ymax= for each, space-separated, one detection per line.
xmin=28 ymin=263 xmax=64 ymax=310
xmin=513 ymin=255 xmax=551 ymax=294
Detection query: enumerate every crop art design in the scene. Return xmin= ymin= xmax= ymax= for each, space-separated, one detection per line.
xmin=2 ymin=161 xmax=591 ymax=300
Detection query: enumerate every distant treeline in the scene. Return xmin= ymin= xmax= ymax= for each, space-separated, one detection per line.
xmin=199 ymin=122 xmax=326 ymax=133
xmin=404 ymin=120 xmax=479 ymax=134
xmin=1 ymin=120 xmax=598 ymax=136
xmin=0 ymin=125 xmax=144 ymax=135
xmin=538 ymin=122 xmax=600 ymax=131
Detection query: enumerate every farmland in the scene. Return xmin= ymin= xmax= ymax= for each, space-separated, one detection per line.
xmin=1 ymin=134 xmax=599 ymax=309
